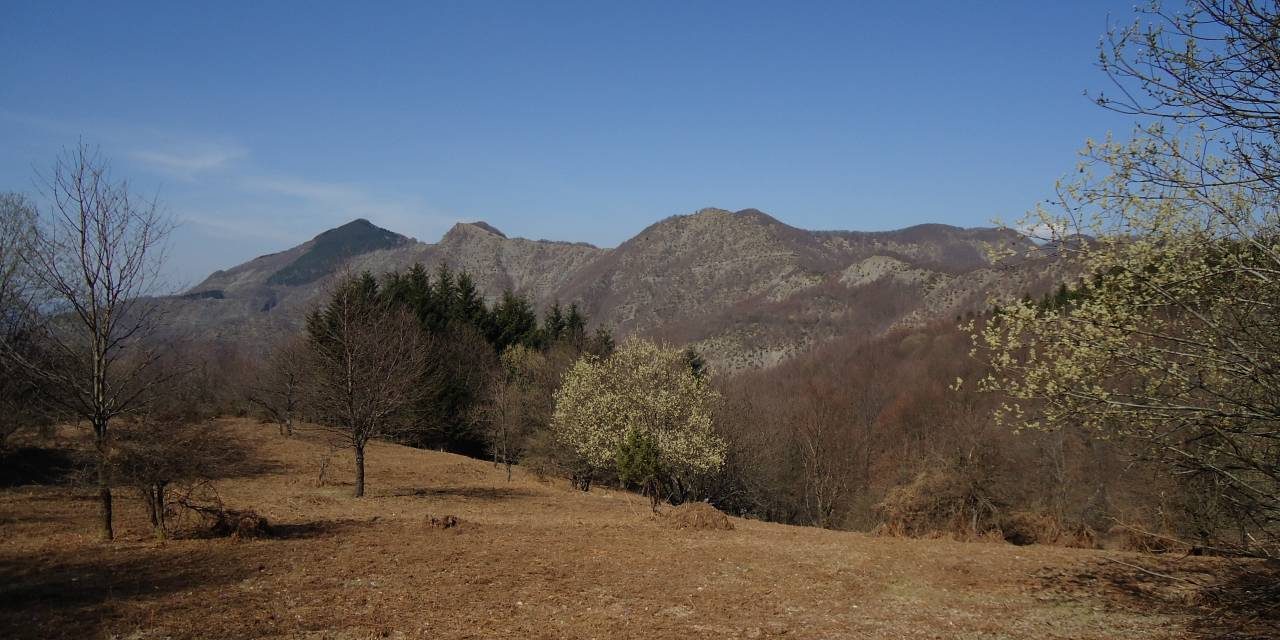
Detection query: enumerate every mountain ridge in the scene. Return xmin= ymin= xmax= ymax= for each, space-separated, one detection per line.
xmin=165 ymin=208 xmax=1064 ymax=370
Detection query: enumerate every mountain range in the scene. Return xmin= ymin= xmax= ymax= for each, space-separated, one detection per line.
xmin=164 ymin=208 xmax=1064 ymax=370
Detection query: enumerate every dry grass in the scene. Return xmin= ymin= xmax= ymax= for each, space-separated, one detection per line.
xmin=0 ymin=419 xmax=1270 ymax=639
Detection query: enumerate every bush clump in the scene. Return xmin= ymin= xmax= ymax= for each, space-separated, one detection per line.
xmin=427 ymin=515 xmax=461 ymax=530
xmin=206 ymin=508 xmax=271 ymax=540
xmin=874 ymin=469 xmax=1002 ymax=539
xmin=663 ymin=502 xmax=734 ymax=531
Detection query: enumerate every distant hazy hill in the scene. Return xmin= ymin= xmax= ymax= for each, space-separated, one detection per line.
xmin=162 ymin=208 xmax=1065 ymax=370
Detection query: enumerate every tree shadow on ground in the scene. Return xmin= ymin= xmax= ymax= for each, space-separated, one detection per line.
xmin=0 ymin=513 xmax=72 ymax=527
xmin=0 ymin=447 xmax=80 ymax=487
xmin=393 ymin=485 xmax=537 ymax=500
xmin=1192 ymin=561 xmax=1280 ymax=639
xmin=0 ymin=546 xmax=253 ymax=640
xmin=160 ymin=505 xmax=369 ymax=541
xmin=264 ymin=517 xmax=369 ymax=540
xmin=1038 ymin=557 xmax=1280 ymax=640
xmin=1 ymin=428 xmax=286 ymax=490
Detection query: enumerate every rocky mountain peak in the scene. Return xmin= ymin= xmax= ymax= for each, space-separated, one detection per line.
xmin=441 ymin=220 xmax=511 ymax=244
xmin=692 ymin=207 xmax=733 ymax=217
xmin=264 ymin=218 xmax=409 ymax=286
xmin=467 ymin=221 xmax=506 ymax=237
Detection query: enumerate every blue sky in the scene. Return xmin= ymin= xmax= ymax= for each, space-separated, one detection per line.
xmin=2 ymin=1 xmax=1139 ymax=285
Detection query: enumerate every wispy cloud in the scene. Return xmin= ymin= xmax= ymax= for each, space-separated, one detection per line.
xmin=1 ymin=109 xmax=460 ymax=263
xmin=181 ymin=211 xmax=301 ymax=244
xmin=0 ymin=109 xmax=87 ymax=136
xmin=1 ymin=109 xmax=248 ymax=180
xmin=242 ymin=176 xmax=362 ymax=202
xmin=240 ymin=175 xmax=459 ymax=241
xmin=129 ymin=145 xmax=247 ymax=176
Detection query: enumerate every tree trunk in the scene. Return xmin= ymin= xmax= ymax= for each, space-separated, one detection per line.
xmin=145 ymin=486 xmax=159 ymax=528
xmin=98 ymin=478 xmax=114 ymax=540
xmin=670 ymin=476 xmax=687 ymax=504
xmin=647 ymin=479 xmax=661 ymax=513
xmin=354 ymin=444 xmax=366 ymax=498
xmin=150 ymin=483 xmax=168 ymax=540
xmin=95 ymin=431 xmax=113 ymax=541
xmin=505 ymin=459 xmax=512 ymax=482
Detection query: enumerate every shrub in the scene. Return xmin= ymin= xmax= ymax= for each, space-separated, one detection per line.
xmin=616 ymin=428 xmax=663 ymax=511
xmin=663 ymin=502 xmax=734 ymax=531
xmin=552 ymin=338 xmax=724 ymax=500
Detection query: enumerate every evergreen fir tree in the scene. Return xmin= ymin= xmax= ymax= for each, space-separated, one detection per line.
xmin=454 ymin=272 xmax=486 ymax=326
xmin=543 ymin=301 xmax=565 ymax=343
xmin=564 ymin=303 xmax=586 ymax=344
xmin=682 ymin=347 xmax=708 ymax=379
xmin=490 ymin=290 xmax=538 ymax=351
xmin=587 ymin=326 xmax=615 ymax=357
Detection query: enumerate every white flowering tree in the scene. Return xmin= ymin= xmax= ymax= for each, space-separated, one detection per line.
xmin=974 ymin=0 xmax=1280 ymax=556
xmin=552 ymin=338 xmax=725 ymax=500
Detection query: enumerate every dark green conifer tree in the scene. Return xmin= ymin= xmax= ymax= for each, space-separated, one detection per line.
xmin=564 ymin=303 xmax=586 ymax=344
xmin=543 ymin=301 xmax=565 ymax=342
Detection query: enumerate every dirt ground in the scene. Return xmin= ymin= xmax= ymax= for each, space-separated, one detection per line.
xmin=0 ymin=419 xmax=1273 ymax=639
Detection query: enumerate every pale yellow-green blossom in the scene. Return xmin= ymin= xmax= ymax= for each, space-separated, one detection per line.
xmin=975 ymin=125 xmax=1280 ymax=552
xmin=552 ymin=338 xmax=725 ymax=477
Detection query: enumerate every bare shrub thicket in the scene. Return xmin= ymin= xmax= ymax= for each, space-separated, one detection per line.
xmin=192 ymin=340 xmax=257 ymax=416
xmin=513 ymin=342 xmax=596 ymax=489
xmin=110 ymin=350 xmax=259 ymax=539
xmin=475 ymin=345 xmax=547 ymax=481
xmin=712 ymin=321 xmax=1167 ymax=544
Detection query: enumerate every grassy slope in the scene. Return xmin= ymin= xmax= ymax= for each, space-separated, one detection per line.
xmin=0 ymin=420 xmax=1253 ymax=639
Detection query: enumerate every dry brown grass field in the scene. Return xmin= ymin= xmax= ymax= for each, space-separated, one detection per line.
xmin=0 ymin=419 xmax=1269 ymax=639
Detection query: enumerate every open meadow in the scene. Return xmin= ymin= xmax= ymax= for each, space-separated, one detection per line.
xmin=2 ymin=419 xmax=1267 ymax=640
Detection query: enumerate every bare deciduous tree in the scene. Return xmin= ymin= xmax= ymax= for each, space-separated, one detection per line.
xmin=478 ymin=371 xmax=523 ymax=481
xmin=0 ymin=193 xmax=38 ymax=315
xmin=476 ymin=344 xmax=547 ymax=481
xmin=4 ymin=146 xmax=172 ymax=540
xmin=247 ymin=336 xmax=307 ymax=436
xmin=1095 ymin=0 xmax=1280 ymax=192
xmin=792 ymin=372 xmax=885 ymax=529
xmin=303 ymin=273 xmax=429 ymax=497
xmin=0 ymin=193 xmax=48 ymax=448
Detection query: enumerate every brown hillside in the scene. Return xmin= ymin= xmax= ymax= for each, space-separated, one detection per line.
xmin=0 ymin=419 xmax=1264 ymax=639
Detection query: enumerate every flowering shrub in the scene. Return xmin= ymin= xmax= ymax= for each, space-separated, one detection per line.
xmin=552 ymin=338 xmax=725 ymax=488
